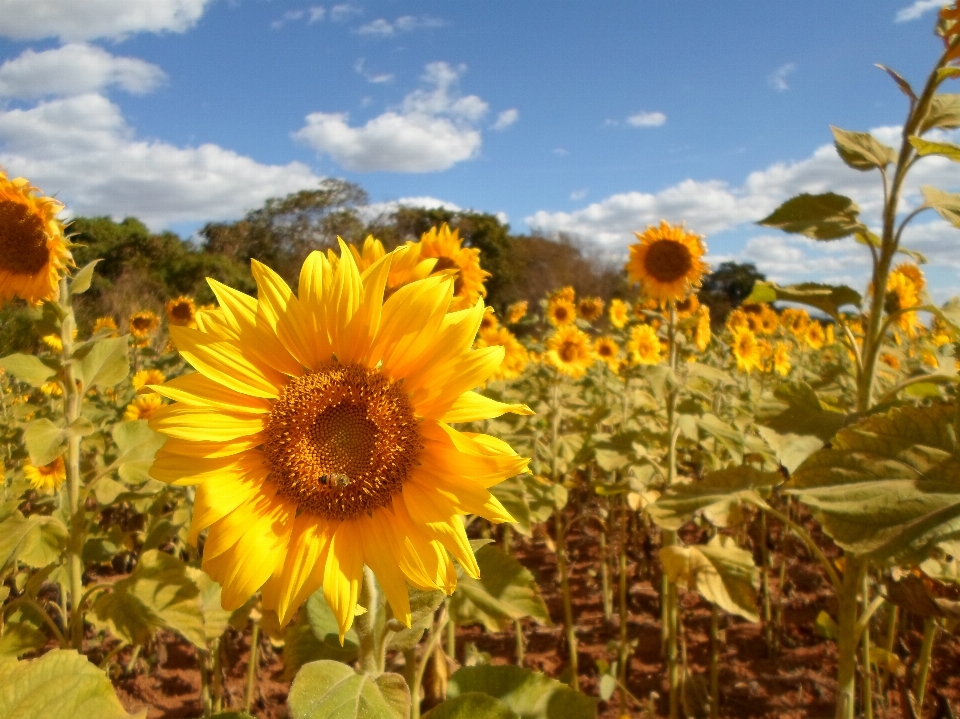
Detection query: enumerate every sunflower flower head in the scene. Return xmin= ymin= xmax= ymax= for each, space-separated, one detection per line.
xmin=805 ymin=321 xmax=826 ymax=350
xmin=626 ymin=221 xmax=707 ymax=305
xmin=552 ymin=286 xmax=576 ymax=303
xmin=577 ymin=297 xmax=604 ymax=322
xmin=166 ymin=296 xmax=198 ymax=327
xmin=476 ymin=326 xmax=529 ymax=381
xmin=41 ymin=333 xmax=62 ymax=353
xmin=24 ymin=456 xmax=65 ymax=493
xmin=726 ymin=309 xmax=749 ymax=333
xmin=416 ymin=224 xmax=490 ymax=311
xmin=608 ymin=299 xmax=630 ymax=329
xmin=546 ymin=325 xmax=595 ymax=377
xmin=129 ymin=311 xmax=160 ymax=339
xmin=693 ymin=305 xmax=712 ymax=352
xmin=781 ymin=308 xmax=810 ymax=338
xmin=124 ymin=394 xmax=164 ymax=421
xmin=773 ymin=342 xmax=791 ymax=376
xmin=594 ymin=336 xmax=621 ymax=372
xmin=627 ymin=324 xmax=662 ymax=365
xmin=479 ymin=307 xmax=498 ymax=333
xmin=40 ymin=381 xmax=62 ymax=396
xmin=547 ymin=296 xmax=576 ymax=327
xmin=886 ymin=268 xmax=923 ymax=338
xmin=731 ymin=327 xmax=762 ymax=373
xmin=0 ymin=170 xmax=73 ymax=307
xmin=506 ymin=301 xmax=528 ymax=324
xmin=92 ymin=316 xmax=118 ymax=337
xmin=147 ymin=244 xmax=531 ymax=640
xmin=132 ymin=369 xmax=166 ymax=391
xmin=675 ymin=294 xmax=700 ymax=319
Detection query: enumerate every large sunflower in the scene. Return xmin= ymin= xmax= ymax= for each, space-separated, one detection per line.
xmin=626 ymin=221 xmax=707 ymax=304
xmin=415 ymin=224 xmax=490 ymax=311
xmin=147 ymin=245 xmax=531 ymax=638
xmin=0 ymin=170 xmax=73 ymax=306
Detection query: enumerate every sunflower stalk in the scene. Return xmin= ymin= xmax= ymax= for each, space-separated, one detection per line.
xmin=356 ymin=567 xmax=387 ymax=677
xmin=662 ymin=301 xmax=682 ymax=719
xmin=914 ymin=618 xmax=937 ymax=715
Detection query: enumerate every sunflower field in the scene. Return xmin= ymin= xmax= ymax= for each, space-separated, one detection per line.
xmin=7 ymin=8 xmax=960 ymax=719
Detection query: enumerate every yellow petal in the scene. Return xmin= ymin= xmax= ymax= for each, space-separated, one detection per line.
xmin=252 ymin=259 xmax=322 ymax=371
xmin=149 ymin=404 xmax=265 ymax=442
xmin=328 ymin=240 xmax=363 ymax=363
xmin=323 ymin=520 xmax=364 ymax=642
xmin=148 ymin=373 xmax=272 ymax=414
xmin=389 ymin=498 xmax=457 ymax=594
xmin=339 ymin=252 xmax=391 ymax=364
xmin=372 ymin=276 xmax=451 ymax=375
xmin=357 ymin=511 xmax=412 ymax=627
xmin=153 ymin=435 xmax=263 ymax=459
xmin=264 ymin=516 xmax=335 ymax=626
xmin=188 ymin=459 xmax=269 ymax=544
xmin=439 ymin=391 xmax=534 ymax=423
xmin=401 ymin=484 xmax=479 ymax=579
xmin=150 ymin=448 xmax=267 ymax=487
xmin=399 ymin=299 xmax=484 ymax=393
xmin=297 ymin=250 xmax=335 ymax=365
xmin=171 ymin=326 xmax=284 ymax=399
xmin=410 ymin=345 xmax=504 ymax=419
xmin=410 ymin=464 xmax=515 ymax=524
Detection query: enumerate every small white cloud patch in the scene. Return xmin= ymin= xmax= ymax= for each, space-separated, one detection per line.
xmin=769 ymin=63 xmax=796 ymax=91
xmin=895 ymin=0 xmax=948 ymax=22
xmin=626 ymin=111 xmax=666 ymax=127
xmin=492 ymin=108 xmax=519 ymax=130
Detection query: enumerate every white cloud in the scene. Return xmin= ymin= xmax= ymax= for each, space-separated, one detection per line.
xmin=570 ymin=188 xmax=587 ymax=201
xmin=0 ymin=44 xmax=166 ymax=99
xmin=895 ymin=0 xmax=947 ymax=22
xmin=293 ymin=61 xmax=488 ymax=172
xmin=769 ymin=62 xmax=796 ymax=91
xmin=0 ymin=0 xmax=214 ymax=42
xmin=353 ymin=58 xmax=393 ymax=84
xmin=308 ymin=6 xmax=326 ymax=23
xmin=271 ymin=10 xmax=304 ymax=29
xmin=626 ymin=111 xmax=666 ymax=128
xmin=357 ymin=15 xmax=444 ymax=36
xmin=553 ymin=147 xmax=568 ymax=156
xmin=330 ymin=4 xmax=361 ymax=22
xmin=358 ymin=195 xmax=462 ymax=223
xmin=0 ymin=93 xmax=322 ymax=229
xmin=492 ymin=108 xmax=519 ymax=131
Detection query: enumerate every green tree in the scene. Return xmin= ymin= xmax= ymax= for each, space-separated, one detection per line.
xmin=698 ymin=261 xmax=766 ymax=324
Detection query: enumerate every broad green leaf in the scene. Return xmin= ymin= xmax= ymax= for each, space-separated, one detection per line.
xmin=449 ymin=545 xmax=551 ymax=631
xmin=0 ymin=649 xmax=145 ymax=719
xmin=788 ymin=402 xmax=960 ymax=563
xmin=76 ymin=336 xmax=130 ymax=390
xmin=287 ymin=661 xmax=408 ymax=719
xmin=646 ymin=466 xmax=780 ymax=530
xmin=23 ymin=419 xmax=66 ymax=467
xmin=697 ymin=414 xmax=744 ymax=464
xmin=921 ymin=185 xmax=960 ymax=228
xmin=447 ymin=665 xmax=597 ymax=719
xmin=919 ymin=93 xmax=960 ymax=133
xmin=0 ymin=621 xmax=47 ymax=659
xmin=0 ymin=512 xmax=43 ymax=570
xmin=423 ymin=694 xmax=520 ymax=719
xmin=876 ymin=64 xmax=916 ymax=101
xmin=757 ymin=192 xmax=863 ymax=240
xmin=831 ymin=126 xmax=896 ymax=170
xmin=909 ymin=135 xmax=960 ymax=161
xmin=111 ymin=421 xmax=166 ymax=484
xmin=69 ymin=260 xmax=100 ymax=296
xmin=660 ymin=535 xmax=760 ymax=622
xmin=746 ymin=281 xmax=861 ymax=319
xmin=490 ymin=479 xmax=532 ymax=537
xmin=757 ymin=381 xmax=847 ymax=442
xmin=387 ymin=587 xmax=444 ymax=652
xmin=0 ymin=354 xmax=56 ymax=387
xmin=184 ymin=568 xmax=233 ymax=643
xmin=283 ymin=590 xmax=359 ymax=679
xmin=17 ymin=517 xmax=67 ymax=569
xmin=756 ymin=427 xmax=824 ymax=473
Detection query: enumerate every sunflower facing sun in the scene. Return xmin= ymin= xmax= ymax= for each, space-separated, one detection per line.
xmin=626 ymin=221 xmax=707 ymax=305
xmin=147 ymin=244 xmax=531 ymax=639
xmin=0 ymin=170 xmax=73 ymax=306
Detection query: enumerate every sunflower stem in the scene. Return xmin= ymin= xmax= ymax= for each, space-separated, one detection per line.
xmin=245 ymin=620 xmax=260 ymax=714
xmin=914 ymin=618 xmax=937 ymax=716
xmin=664 ymin=300 xmax=680 ymax=719
xmin=356 ymin=566 xmax=385 ymax=677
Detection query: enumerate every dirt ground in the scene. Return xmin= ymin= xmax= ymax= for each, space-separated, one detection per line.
xmin=110 ymin=502 xmax=960 ymax=719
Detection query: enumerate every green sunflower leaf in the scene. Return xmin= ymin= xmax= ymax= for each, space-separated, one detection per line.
xmin=447 ymin=665 xmax=597 ymax=719
xmin=288 ymin=661 xmax=409 ymax=719
xmin=831 ymin=127 xmax=896 ymax=170
xmin=757 ymin=192 xmax=864 ymax=240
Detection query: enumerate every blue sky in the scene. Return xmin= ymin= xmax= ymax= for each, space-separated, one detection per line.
xmin=0 ymin=0 xmax=959 ymax=297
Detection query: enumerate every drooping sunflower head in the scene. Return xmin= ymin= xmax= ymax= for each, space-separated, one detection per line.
xmin=577 ymin=297 xmax=604 ymax=322
xmin=24 ymin=456 xmax=66 ymax=493
xmin=92 ymin=316 xmax=118 ymax=337
xmin=506 ymin=301 xmax=528 ymax=324
xmin=416 ymin=224 xmax=490 ymax=311
xmin=608 ymin=299 xmax=630 ymax=329
xmin=626 ymin=221 xmax=707 ymax=304
xmin=479 ymin=307 xmax=498 ymax=333
xmin=594 ymin=336 xmax=621 ymax=371
xmin=147 ymin=244 xmax=531 ymax=639
xmin=892 ymin=263 xmax=925 ymax=294
xmin=166 ymin=296 xmax=197 ymax=327
xmin=731 ymin=327 xmax=762 ymax=373
xmin=547 ymin=297 xmax=576 ymax=327
xmin=545 ymin=325 xmax=595 ymax=377
xmin=805 ymin=321 xmax=826 ymax=350
xmin=627 ymin=324 xmax=662 ymax=365
xmin=0 ymin=170 xmax=73 ymax=307
xmin=124 ymin=394 xmax=164 ymax=421
xmin=773 ymin=342 xmax=791 ymax=376
xmin=129 ymin=311 xmax=160 ymax=339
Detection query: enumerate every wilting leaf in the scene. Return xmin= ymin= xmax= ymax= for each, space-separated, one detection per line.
xmin=0 ymin=511 xmax=64 ymax=572
xmin=885 ymin=573 xmax=960 ymax=619
xmin=0 ymin=649 xmax=146 ymax=719
xmin=758 ymin=193 xmax=863 ymax=240
xmin=746 ymin=281 xmax=861 ymax=319
xmin=909 ymin=135 xmax=960 ymax=162
xmin=920 ymin=94 xmax=960 ymax=133
xmin=449 ymin=545 xmax=551 ymax=631
xmin=660 ymin=535 xmax=760 ymax=622
xmin=788 ymin=402 xmax=960 ymax=563
xmin=831 ymin=127 xmax=896 ymax=170
xmin=287 ymin=661 xmax=409 ymax=719
xmin=423 ymin=694 xmax=520 ymax=719
xmin=876 ymin=64 xmax=916 ymax=101
xmin=447 ymin=665 xmax=597 ymax=719
xmin=647 ymin=466 xmax=780 ymax=530
xmin=0 ymin=354 xmax=56 ymax=387
xmin=921 ymin=185 xmax=960 ymax=228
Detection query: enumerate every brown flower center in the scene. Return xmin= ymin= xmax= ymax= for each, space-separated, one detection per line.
xmin=0 ymin=200 xmax=50 ymax=275
xmin=559 ymin=341 xmax=579 ymax=363
xmin=598 ymin=343 xmax=614 ymax=358
xmin=265 ymin=363 xmax=421 ymax=520
xmin=171 ymin=302 xmax=194 ymax=321
xmin=644 ymin=239 xmax=693 ymax=283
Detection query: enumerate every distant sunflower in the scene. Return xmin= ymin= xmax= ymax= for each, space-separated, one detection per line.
xmin=129 ymin=311 xmax=160 ymax=339
xmin=805 ymin=322 xmax=826 ymax=350
xmin=476 ymin=326 xmax=529 ymax=381
xmin=92 ymin=317 xmax=118 ymax=337
xmin=675 ymin=294 xmax=700 ymax=318
xmin=759 ymin=306 xmax=779 ymax=335
xmin=552 ymin=286 xmax=576 ymax=303
xmin=506 ymin=301 xmax=528 ymax=324
xmin=40 ymin=381 xmax=62 ymax=397
xmin=880 ymin=353 xmax=901 ymax=371
xmin=577 ymin=297 xmax=604 ymax=322
xmin=773 ymin=342 xmax=791 ymax=376
xmin=726 ymin=309 xmax=749 ymax=333
xmin=626 ymin=221 xmax=707 ymax=304
xmin=479 ymin=307 xmax=498 ymax=333
xmin=893 ymin=262 xmax=926 ymax=294
xmin=594 ymin=336 xmax=621 ymax=371
xmin=0 ymin=170 xmax=73 ymax=307
xmin=731 ymin=327 xmax=762 ymax=373
xmin=416 ymin=224 xmax=490 ymax=311
xmin=886 ymin=269 xmax=923 ymax=338
xmin=24 ymin=456 xmax=65 ymax=493
xmin=132 ymin=369 xmax=166 ymax=391
xmin=147 ymin=246 xmax=530 ymax=639
xmin=781 ymin=309 xmax=810 ymax=338
xmin=608 ymin=299 xmax=630 ymax=329
xmin=41 ymin=333 xmax=62 ymax=353
xmin=627 ymin=324 xmax=662 ymax=365
xmin=166 ymin=296 xmax=198 ymax=327
xmin=546 ymin=325 xmax=594 ymax=377
xmin=124 ymin=394 xmax=164 ymax=421
xmin=547 ymin=297 xmax=577 ymax=327
xmin=693 ymin=306 xmax=712 ymax=352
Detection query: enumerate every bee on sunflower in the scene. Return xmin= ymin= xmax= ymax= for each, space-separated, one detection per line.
xmin=626 ymin=221 xmax=707 ymax=305
xmin=0 ymin=170 xmax=73 ymax=306
xmin=146 ymin=244 xmax=531 ymax=638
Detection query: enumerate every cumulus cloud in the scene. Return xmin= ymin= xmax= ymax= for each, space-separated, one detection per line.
xmin=357 ymin=15 xmax=444 ymax=36
xmin=0 ymin=0 xmax=214 ymax=42
xmin=0 ymin=93 xmax=322 ymax=229
xmin=769 ymin=62 xmax=796 ymax=91
xmin=492 ymin=108 xmax=518 ymax=130
xmin=293 ymin=61 xmax=488 ymax=172
xmin=0 ymin=44 xmax=166 ymax=99
xmin=330 ymin=4 xmax=361 ymax=22
xmin=353 ymin=58 xmax=393 ymax=84
xmin=626 ymin=111 xmax=666 ymax=128
xmin=272 ymin=6 xmax=327 ymax=29
xmin=895 ymin=0 xmax=947 ymax=22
